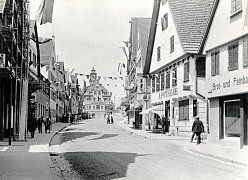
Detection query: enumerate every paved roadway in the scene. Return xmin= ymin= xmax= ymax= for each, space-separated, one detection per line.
xmin=49 ymin=118 xmax=248 ymax=180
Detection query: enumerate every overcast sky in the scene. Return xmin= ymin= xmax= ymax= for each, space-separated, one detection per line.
xmin=30 ymin=0 xmax=153 ymax=77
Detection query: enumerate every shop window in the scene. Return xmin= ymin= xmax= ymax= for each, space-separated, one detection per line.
xmin=161 ymin=13 xmax=168 ymax=31
xmin=184 ymin=62 xmax=189 ymax=82
xmin=166 ymin=72 xmax=170 ymax=89
xmin=228 ymin=43 xmax=239 ymax=71
xmin=161 ymin=71 xmax=165 ymax=90
xmin=179 ymin=99 xmax=189 ymax=120
xmin=211 ymin=51 xmax=219 ymax=76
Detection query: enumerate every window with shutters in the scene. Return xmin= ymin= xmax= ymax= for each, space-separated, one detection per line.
xmin=228 ymin=43 xmax=239 ymax=71
xmin=172 ymin=69 xmax=177 ymax=86
xmin=161 ymin=71 xmax=165 ymax=90
xmin=157 ymin=46 xmax=161 ymax=61
xmin=184 ymin=62 xmax=189 ymax=82
xmin=156 ymin=74 xmax=160 ymax=92
xmin=231 ymin=0 xmax=242 ymax=16
xmin=166 ymin=72 xmax=170 ymax=89
xmin=152 ymin=76 xmax=155 ymax=93
xmin=179 ymin=99 xmax=189 ymax=120
xmin=161 ymin=13 xmax=168 ymax=31
xmin=243 ymin=38 xmax=248 ymax=67
xmin=170 ymin=36 xmax=174 ymax=52
xmin=211 ymin=51 xmax=220 ymax=76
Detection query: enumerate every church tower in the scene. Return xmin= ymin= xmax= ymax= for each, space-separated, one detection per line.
xmin=89 ymin=66 xmax=97 ymax=85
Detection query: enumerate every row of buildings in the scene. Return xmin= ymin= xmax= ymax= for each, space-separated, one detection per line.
xmin=122 ymin=0 xmax=248 ymax=149
xmin=0 ymin=0 xmax=113 ymax=143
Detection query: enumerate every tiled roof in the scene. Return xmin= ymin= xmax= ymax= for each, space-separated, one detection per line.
xmin=168 ymin=0 xmax=216 ymax=53
xmin=86 ymin=81 xmax=108 ymax=92
xmin=0 ymin=0 xmax=5 ymax=14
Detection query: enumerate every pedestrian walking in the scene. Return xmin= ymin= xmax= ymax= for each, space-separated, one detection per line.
xmin=37 ymin=116 xmax=44 ymax=134
xmin=106 ymin=113 xmax=110 ymax=124
xmin=110 ymin=112 xmax=114 ymax=124
xmin=44 ymin=117 xmax=52 ymax=133
xmin=161 ymin=115 xmax=166 ymax=134
xmin=191 ymin=116 xmax=204 ymax=144
xmin=29 ymin=113 xmax=37 ymax=138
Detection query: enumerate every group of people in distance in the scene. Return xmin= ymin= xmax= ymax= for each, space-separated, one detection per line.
xmin=28 ymin=114 xmax=52 ymax=138
xmin=105 ymin=112 xmax=114 ymax=124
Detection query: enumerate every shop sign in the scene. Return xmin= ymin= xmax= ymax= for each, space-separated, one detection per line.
xmin=159 ymin=87 xmax=178 ymax=99
xmin=208 ymin=73 xmax=248 ymax=98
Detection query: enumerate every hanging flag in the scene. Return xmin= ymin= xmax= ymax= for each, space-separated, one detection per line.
xmin=120 ymin=77 xmax=123 ymax=80
xmin=86 ymin=75 xmax=90 ymax=79
xmin=114 ymin=77 xmax=118 ymax=80
xmin=108 ymin=77 xmax=113 ymax=80
xmin=103 ymin=77 xmax=107 ymax=81
xmin=122 ymin=63 xmax=125 ymax=68
xmin=122 ymin=41 xmax=131 ymax=48
xmin=36 ymin=0 xmax=55 ymax=25
xmin=98 ymin=76 xmax=101 ymax=80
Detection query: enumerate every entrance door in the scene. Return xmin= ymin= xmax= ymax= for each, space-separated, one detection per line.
xmin=224 ymin=100 xmax=240 ymax=137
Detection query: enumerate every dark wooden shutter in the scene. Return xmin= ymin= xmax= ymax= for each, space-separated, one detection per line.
xmin=215 ymin=52 xmax=220 ymax=75
xmin=228 ymin=46 xmax=234 ymax=70
xmin=243 ymin=38 xmax=248 ymax=67
xmin=211 ymin=53 xmax=215 ymax=76
xmin=233 ymin=44 xmax=239 ymax=69
xmin=184 ymin=62 xmax=189 ymax=81
xmin=166 ymin=72 xmax=170 ymax=88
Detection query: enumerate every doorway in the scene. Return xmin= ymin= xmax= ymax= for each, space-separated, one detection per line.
xmin=224 ymin=100 xmax=240 ymax=137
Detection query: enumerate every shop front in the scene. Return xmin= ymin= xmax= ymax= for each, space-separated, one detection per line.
xmin=207 ymin=72 xmax=248 ymax=148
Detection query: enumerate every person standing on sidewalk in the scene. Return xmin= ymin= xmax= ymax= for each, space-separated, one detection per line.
xmin=29 ymin=113 xmax=37 ymax=138
xmin=161 ymin=115 xmax=166 ymax=134
xmin=44 ymin=117 xmax=52 ymax=133
xmin=191 ymin=116 xmax=204 ymax=144
xmin=37 ymin=116 xmax=44 ymax=134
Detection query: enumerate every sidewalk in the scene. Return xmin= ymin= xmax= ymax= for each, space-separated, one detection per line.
xmin=0 ymin=122 xmax=69 ymax=180
xmin=114 ymin=115 xmax=248 ymax=168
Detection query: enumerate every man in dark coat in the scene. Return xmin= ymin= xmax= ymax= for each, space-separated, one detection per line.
xmin=29 ymin=113 xmax=37 ymax=138
xmin=37 ymin=116 xmax=44 ymax=134
xmin=191 ymin=116 xmax=204 ymax=144
xmin=161 ymin=115 xmax=166 ymax=134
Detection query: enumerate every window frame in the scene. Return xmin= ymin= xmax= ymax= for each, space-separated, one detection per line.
xmin=157 ymin=46 xmax=161 ymax=61
xmin=231 ymin=0 xmax=242 ymax=16
xmin=172 ymin=68 xmax=177 ymax=86
xmin=166 ymin=71 xmax=170 ymax=89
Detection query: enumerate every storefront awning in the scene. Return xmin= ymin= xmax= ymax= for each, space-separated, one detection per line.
xmin=139 ymin=106 xmax=160 ymax=115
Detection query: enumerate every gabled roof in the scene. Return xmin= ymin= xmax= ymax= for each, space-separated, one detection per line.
xmin=86 ymin=80 xmax=108 ymax=92
xmin=169 ymin=0 xmax=216 ymax=53
xmin=144 ymin=0 xmax=217 ymax=75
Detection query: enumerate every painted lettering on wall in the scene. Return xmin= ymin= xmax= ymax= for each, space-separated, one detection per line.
xmin=211 ymin=75 xmax=248 ymax=92
xmin=159 ymin=88 xmax=178 ymax=99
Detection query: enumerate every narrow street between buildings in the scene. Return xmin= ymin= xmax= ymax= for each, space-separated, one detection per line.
xmin=49 ymin=117 xmax=248 ymax=180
